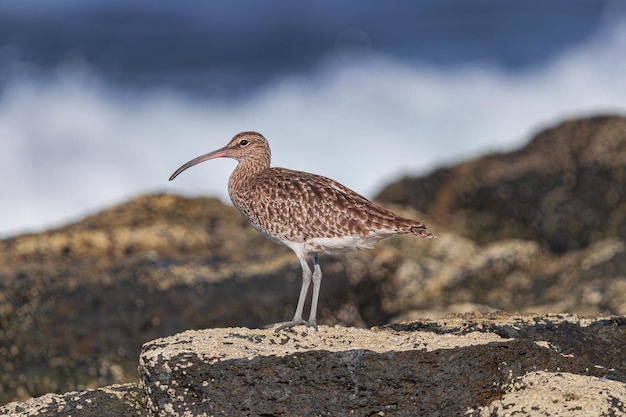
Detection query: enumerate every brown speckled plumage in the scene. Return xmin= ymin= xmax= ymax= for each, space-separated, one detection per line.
xmin=170 ymin=131 xmax=435 ymax=331
xmin=235 ymin=168 xmax=433 ymax=249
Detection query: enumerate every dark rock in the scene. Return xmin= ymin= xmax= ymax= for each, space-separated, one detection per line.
xmin=0 ymin=195 xmax=369 ymax=404
xmin=0 ymin=312 xmax=626 ymax=417
xmin=377 ymin=115 xmax=626 ymax=253
xmin=136 ymin=316 xmax=625 ymax=417
xmin=2 ymin=196 xmax=626 ymax=405
xmin=0 ymin=383 xmax=148 ymax=417
xmin=2 ymin=115 xmax=626 ymax=406
xmin=1 ymin=315 xmax=624 ymax=416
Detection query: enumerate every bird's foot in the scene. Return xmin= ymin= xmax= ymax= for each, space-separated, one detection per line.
xmin=273 ymin=318 xmax=317 ymax=333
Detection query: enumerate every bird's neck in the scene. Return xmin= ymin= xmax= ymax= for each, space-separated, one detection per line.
xmin=228 ymin=156 xmax=270 ymax=200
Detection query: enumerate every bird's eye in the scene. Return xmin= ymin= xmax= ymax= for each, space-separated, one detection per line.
xmin=239 ymin=139 xmax=249 ymax=146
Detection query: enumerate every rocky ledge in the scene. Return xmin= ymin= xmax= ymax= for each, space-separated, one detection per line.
xmin=3 ymin=115 xmax=626 ymax=413
xmin=2 ymin=313 xmax=625 ymax=417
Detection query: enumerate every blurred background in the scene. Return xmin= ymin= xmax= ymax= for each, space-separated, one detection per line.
xmin=2 ymin=0 xmax=626 ymax=237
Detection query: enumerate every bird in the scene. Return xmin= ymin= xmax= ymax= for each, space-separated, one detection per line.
xmin=169 ymin=131 xmax=436 ymax=332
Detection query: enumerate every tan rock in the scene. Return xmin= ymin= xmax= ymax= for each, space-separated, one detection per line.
xmin=3 ymin=116 xmax=626 ymax=405
xmin=138 ymin=314 xmax=624 ymax=416
xmin=2 ymin=314 xmax=624 ymax=416
xmin=467 ymin=371 xmax=626 ymax=416
xmin=0 ymin=384 xmax=148 ymax=417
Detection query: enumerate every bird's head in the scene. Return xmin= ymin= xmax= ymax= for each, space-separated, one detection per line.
xmin=169 ymin=131 xmax=271 ymax=181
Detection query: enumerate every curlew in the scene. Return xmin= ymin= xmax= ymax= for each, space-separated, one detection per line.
xmin=169 ymin=132 xmax=435 ymax=331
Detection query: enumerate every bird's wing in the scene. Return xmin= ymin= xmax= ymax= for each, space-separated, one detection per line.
xmin=240 ymin=168 xmax=429 ymax=240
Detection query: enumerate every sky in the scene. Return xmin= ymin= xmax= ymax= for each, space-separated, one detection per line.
xmin=2 ymin=1 xmax=626 ymax=237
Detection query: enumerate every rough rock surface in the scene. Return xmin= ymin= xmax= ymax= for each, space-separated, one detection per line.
xmin=467 ymin=371 xmax=626 ymax=416
xmin=3 ymin=314 xmax=623 ymax=416
xmin=138 ymin=315 xmax=626 ymax=417
xmin=377 ymin=115 xmax=626 ymax=253
xmin=0 ymin=383 xmax=148 ymax=417
xmin=1 ymin=115 xmax=626 ymax=406
xmin=0 ymin=195 xmax=364 ymax=404
xmin=3 ymin=194 xmax=625 ymax=404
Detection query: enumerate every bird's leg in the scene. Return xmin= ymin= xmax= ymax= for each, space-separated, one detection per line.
xmin=307 ymin=254 xmax=322 ymax=330
xmin=274 ymin=252 xmax=312 ymax=332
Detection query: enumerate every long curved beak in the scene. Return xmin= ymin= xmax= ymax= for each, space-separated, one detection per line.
xmin=169 ymin=146 xmax=230 ymax=181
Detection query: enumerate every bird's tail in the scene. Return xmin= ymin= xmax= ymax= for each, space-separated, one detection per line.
xmin=409 ymin=223 xmax=437 ymax=239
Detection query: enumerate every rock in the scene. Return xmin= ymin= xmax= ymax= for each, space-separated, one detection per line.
xmin=3 ymin=115 xmax=626 ymax=405
xmin=376 ymin=115 xmax=626 ymax=253
xmin=2 ymin=314 xmax=625 ymax=416
xmin=386 ymin=234 xmax=626 ymax=319
xmin=0 ymin=383 xmax=148 ymax=417
xmin=0 ymin=194 xmax=367 ymax=404
xmin=2 ymin=199 xmax=626 ymax=404
xmin=467 ymin=371 xmax=626 ymax=416
xmin=136 ymin=315 xmax=624 ymax=416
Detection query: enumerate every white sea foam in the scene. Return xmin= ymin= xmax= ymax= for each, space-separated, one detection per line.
xmin=2 ymin=22 xmax=626 ymax=237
